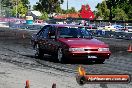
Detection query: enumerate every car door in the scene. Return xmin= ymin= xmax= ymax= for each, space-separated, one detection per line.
xmin=36 ymin=25 xmax=50 ymax=52
xmin=46 ymin=26 xmax=59 ymax=55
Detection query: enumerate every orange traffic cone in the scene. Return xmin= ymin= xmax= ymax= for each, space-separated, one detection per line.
xmin=52 ymin=83 xmax=56 ymax=88
xmin=127 ymin=44 xmax=132 ymax=52
xmin=25 ymin=80 xmax=30 ymax=88
xmin=78 ymin=65 xmax=86 ymax=76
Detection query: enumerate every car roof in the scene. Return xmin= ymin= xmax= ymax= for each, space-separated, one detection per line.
xmin=46 ymin=24 xmax=85 ymax=27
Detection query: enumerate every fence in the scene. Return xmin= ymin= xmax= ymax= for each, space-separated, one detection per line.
xmin=88 ymin=30 xmax=132 ymax=40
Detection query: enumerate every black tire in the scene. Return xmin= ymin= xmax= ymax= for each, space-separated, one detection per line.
xmin=76 ymin=76 xmax=87 ymax=85
xmin=95 ymin=59 xmax=105 ymax=64
xmin=55 ymin=48 xmax=65 ymax=63
xmin=34 ymin=44 xmax=44 ymax=59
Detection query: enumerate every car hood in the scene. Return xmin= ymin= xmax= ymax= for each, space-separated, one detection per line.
xmin=58 ymin=38 xmax=108 ymax=48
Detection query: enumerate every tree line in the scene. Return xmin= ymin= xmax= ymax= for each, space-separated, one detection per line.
xmin=1 ymin=0 xmax=132 ymax=20
xmin=95 ymin=0 xmax=132 ymax=20
xmin=1 ymin=0 xmax=29 ymax=17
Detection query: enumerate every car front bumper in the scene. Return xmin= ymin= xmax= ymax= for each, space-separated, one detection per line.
xmin=65 ymin=51 xmax=111 ymax=60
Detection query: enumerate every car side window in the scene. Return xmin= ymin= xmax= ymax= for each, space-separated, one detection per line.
xmin=40 ymin=29 xmax=49 ymax=38
xmin=37 ymin=25 xmax=50 ymax=38
xmin=49 ymin=26 xmax=56 ymax=39
xmin=37 ymin=26 xmax=47 ymax=36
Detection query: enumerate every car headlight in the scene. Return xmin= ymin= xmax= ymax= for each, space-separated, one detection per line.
xmin=98 ymin=48 xmax=109 ymax=51
xmin=69 ymin=48 xmax=84 ymax=52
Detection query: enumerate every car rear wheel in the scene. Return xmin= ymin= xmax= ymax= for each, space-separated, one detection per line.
xmin=34 ymin=44 xmax=44 ymax=59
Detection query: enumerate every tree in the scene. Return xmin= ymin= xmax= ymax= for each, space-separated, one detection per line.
xmin=68 ymin=7 xmax=77 ymax=13
xmin=39 ymin=12 xmax=48 ymax=20
xmin=1 ymin=0 xmax=11 ymax=6
xmin=11 ymin=0 xmax=28 ymax=17
xmin=1 ymin=0 xmax=29 ymax=8
xmin=21 ymin=0 xmax=29 ymax=6
xmin=95 ymin=1 xmax=109 ymax=20
xmin=34 ymin=0 xmax=64 ymax=14
xmin=33 ymin=5 xmax=37 ymax=10
xmin=95 ymin=0 xmax=132 ymax=20
xmin=105 ymin=0 xmax=132 ymax=20
xmin=113 ymin=8 xmax=128 ymax=20
xmin=1 ymin=0 xmax=29 ymax=17
xmin=127 ymin=6 xmax=132 ymax=20
xmin=106 ymin=0 xmax=118 ymax=20
xmin=62 ymin=7 xmax=77 ymax=14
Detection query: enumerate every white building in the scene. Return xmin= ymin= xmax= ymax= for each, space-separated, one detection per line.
xmin=27 ymin=10 xmax=42 ymax=20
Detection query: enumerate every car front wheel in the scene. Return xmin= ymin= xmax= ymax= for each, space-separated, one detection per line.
xmin=57 ymin=48 xmax=65 ymax=63
xmin=34 ymin=44 xmax=44 ymax=59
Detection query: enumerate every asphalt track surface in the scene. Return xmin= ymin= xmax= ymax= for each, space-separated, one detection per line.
xmin=0 ymin=27 xmax=132 ymax=88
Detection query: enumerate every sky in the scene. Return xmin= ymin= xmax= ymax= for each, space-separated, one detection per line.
xmin=29 ymin=0 xmax=102 ymax=11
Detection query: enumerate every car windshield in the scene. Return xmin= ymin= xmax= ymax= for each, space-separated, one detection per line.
xmin=58 ymin=27 xmax=92 ymax=38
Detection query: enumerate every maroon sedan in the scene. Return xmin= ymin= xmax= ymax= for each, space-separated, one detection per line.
xmin=31 ymin=24 xmax=111 ymax=63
